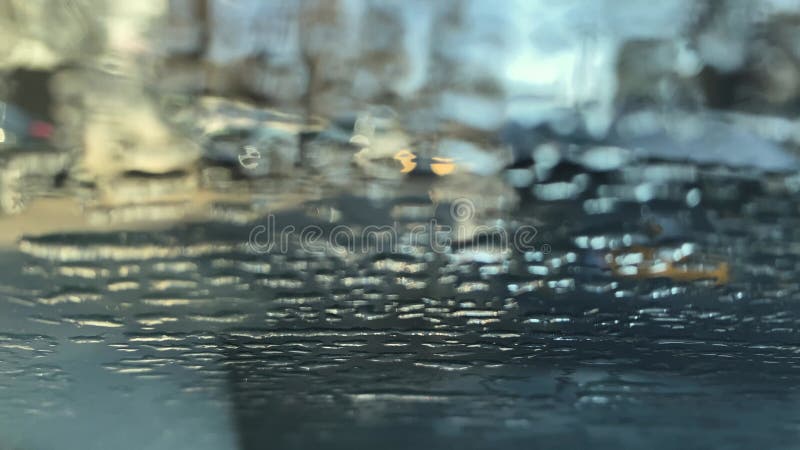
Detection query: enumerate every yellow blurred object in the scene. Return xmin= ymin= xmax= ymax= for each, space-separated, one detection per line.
xmin=430 ymin=156 xmax=456 ymax=176
xmin=608 ymin=246 xmax=729 ymax=285
xmin=393 ymin=150 xmax=456 ymax=176
xmin=393 ymin=149 xmax=417 ymax=173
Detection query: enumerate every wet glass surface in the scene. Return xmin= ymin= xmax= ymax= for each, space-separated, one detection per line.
xmin=3 ymin=1 xmax=800 ymax=449
xmin=2 ymin=167 xmax=800 ymax=449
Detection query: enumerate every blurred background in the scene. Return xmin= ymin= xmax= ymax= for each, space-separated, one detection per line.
xmin=2 ymin=1 xmax=800 ymax=449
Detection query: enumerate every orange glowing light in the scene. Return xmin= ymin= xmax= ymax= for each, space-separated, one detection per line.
xmin=430 ymin=156 xmax=456 ymax=176
xmin=393 ymin=149 xmax=417 ymax=173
